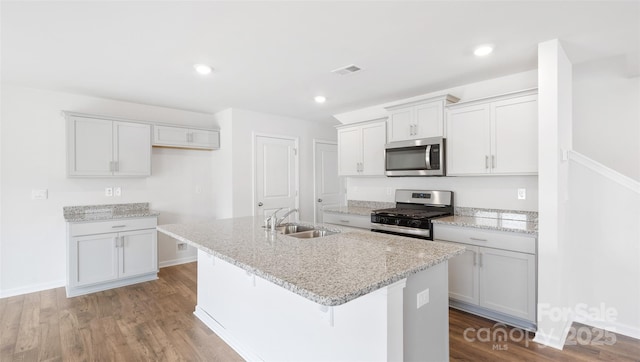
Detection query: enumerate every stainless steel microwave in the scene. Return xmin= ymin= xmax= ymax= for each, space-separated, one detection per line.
xmin=385 ymin=137 xmax=446 ymax=176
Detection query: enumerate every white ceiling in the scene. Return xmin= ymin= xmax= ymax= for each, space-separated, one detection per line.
xmin=2 ymin=1 xmax=638 ymax=123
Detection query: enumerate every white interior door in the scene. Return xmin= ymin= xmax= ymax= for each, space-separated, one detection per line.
xmin=314 ymin=141 xmax=342 ymax=223
xmin=255 ymin=135 xmax=298 ymax=222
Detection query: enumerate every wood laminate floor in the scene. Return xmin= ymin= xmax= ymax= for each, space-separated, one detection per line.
xmin=1 ymin=262 xmax=638 ymax=361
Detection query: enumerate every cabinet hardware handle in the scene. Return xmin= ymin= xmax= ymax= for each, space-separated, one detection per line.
xmin=115 ymin=161 xmax=119 ymax=172
xmin=114 ymin=237 xmax=119 ymax=248
xmin=491 ymin=155 xmax=496 ymax=169
xmin=473 ymin=251 xmax=477 ymax=266
xmin=317 ymin=198 xmax=323 ymax=202
xmin=112 ymin=225 xmax=126 ymax=228
xmin=413 ymin=124 xmax=418 ymax=135
xmin=479 ymin=252 xmax=483 ymax=267
xmin=470 ymin=237 xmax=487 ymax=242
xmin=258 ymin=202 xmax=263 ymax=207
xmin=120 ymin=236 xmax=124 ymax=248
xmin=485 ymin=155 xmax=489 ymax=169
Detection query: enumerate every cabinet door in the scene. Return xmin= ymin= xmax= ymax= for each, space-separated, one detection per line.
xmin=491 ymin=95 xmax=538 ymax=175
xmin=415 ymin=101 xmax=444 ymax=138
xmin=71 ymin=233 xmax=119 ymax=287
xmin=67 ymin=117 xmax=113 ymax=176
xmin=387 ymin=108 xmax=413 ymax=142
xmin=113 ymin=121 xmax=151 ymax=176
xmin=448 ymin=243 xmax=480 ymax=305
xmin=119 ymin=229 xmax=157 ymax=278
xmin=479 ymin=247 xmax=536 ymax=322
xmin=446 ymin=104 xmax=491 ymax=175
xmin=361 ymin=122 xmax=386 ymax=175
xmin=154 ymin=125 xmax=190 ymax=146
xmin=190 ymin=129 xmax=220 ymax=149
xmin=337 ymin=127 xmax=361 ymax=176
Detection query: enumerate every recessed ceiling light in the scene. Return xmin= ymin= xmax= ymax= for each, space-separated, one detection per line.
xmin=194 ymin=64 xmax=212 ymax=75
xmin=474 ymin=45 xmax=494 ymax=57
xmin=314 ymin=96 xmax=326 ymax=104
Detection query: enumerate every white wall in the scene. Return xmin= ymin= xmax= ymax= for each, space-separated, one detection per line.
xmin=566 ymin=156 xmax=640 ymax=339
xmin=212 ymin=109 xmax=338 ymax=220
xmin=534 ymin=39 xmax=574 ymax=349
xmin=573 ymin=55 xmax=640 ymax=181
xmin=0 ymin=85 xmax=217 ymax=296
xmin=341 ymin=70 xmax=540 ymax=211
xmin=347 ymin=176 xmax=538 ymax=211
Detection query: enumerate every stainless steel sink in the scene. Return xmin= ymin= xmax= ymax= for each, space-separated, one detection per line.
xmin=278 ymin=224 xmax=315 ymax=234
xmin=263 ymin=223 xmax=339 ymax=239
xmin=286 ymin=229 xmax=338 ymax=239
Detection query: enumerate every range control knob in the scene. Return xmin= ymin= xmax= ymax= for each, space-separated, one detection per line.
xmin=409 ymin=220 xmax=422 ymax=228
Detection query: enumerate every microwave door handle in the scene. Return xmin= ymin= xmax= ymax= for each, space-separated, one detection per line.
xmin=425 ymin=145 xmax=432 ymax=170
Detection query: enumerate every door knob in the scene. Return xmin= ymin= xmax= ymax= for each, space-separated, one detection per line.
xmin=317 ymin=198 xmax=323 ymax=202
xmin=258 ymin=202 xmax=263 ymax=207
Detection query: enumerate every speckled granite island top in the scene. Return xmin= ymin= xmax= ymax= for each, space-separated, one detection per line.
xmin=431 ymin=207 xmax=538 ymax=235
xmin=157 ymin=216 xmax=464 ymax=306
xmin=63 ymin=203 xmax=159 ymax=222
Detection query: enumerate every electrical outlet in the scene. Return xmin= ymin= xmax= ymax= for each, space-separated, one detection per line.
xmin=417 ymin=288 xmax=430 ymax=309
xmin=517 ymin=188 xmax=526 ymax=200
xmin=105 ymin=187 xmax=113 ymax=197
xmin=31 ymin=189 xmax=48 ymax=200
xmin=114 ymin=187 xmax=122 ymax=197
xmin=177 ymin=243 xmax=188 ymax=251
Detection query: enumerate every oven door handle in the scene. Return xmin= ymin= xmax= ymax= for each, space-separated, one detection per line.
xmin=425 ymin=145 xmax=432 ymax=170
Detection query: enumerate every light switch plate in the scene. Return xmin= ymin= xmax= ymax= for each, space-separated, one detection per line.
xmin=114 ymin=187 xmax=121 ymax=197
xmin=105 ymin=187 xmax=113 ymax=197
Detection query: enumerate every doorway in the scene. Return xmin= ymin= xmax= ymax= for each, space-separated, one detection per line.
xmin=254 ymin=134 xmax=299 ymax=222
xmin=313 ymin=140 xmax=343 ymax=223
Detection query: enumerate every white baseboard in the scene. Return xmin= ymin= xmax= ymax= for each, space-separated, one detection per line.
xmin=159 ymin=255 xmax=197 ymax=268
xmin=532 ymin=318 xmax=574 ymax=350
xmin=0 ymin=279 xmax=65 ymax=299
xmin=573 ymin=316 xmax=640 ymax=341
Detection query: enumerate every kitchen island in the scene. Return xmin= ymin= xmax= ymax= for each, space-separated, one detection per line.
xmin=157 ymin=216 xmax=464 ymax=361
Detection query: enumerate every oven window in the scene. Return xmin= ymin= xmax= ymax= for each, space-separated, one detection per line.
xmin=386 ymin=146 xmax=428 ymax=170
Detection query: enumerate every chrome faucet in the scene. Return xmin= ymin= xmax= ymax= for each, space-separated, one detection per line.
xmin=265 ymin=208 xmax=285 ymax=232
xmin=275 ymin=208 xmax=299 ymax=227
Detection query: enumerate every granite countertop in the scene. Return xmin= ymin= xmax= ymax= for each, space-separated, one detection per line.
xmin=431 ymin=207 xmax=538 ymax=235
xmin=323 ymin=200 xmax=395 ymax=216
xmin=157 ymin=216 xmax=464 ymax=306
xmin=63 ymin=203 xmax=160 ymax=222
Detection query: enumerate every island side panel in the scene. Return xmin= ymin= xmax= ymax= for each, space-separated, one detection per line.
xmin=403 ymin=261 xmax=450 ymax=362
xmin=195 ymin=250 xmax=406 ymax=361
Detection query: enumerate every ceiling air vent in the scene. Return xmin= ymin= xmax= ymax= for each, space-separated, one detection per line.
xmin=331 ymin=64 xmax=362 ymax=76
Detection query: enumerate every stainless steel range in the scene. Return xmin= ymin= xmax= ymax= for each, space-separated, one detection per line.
xmin=371 ymin=190 xmax=453 ymax=240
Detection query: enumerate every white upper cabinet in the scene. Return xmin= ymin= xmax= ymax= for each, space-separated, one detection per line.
xmin=67 ymin=115 xmax=151 ymax=177
xmin=153 ymin=125 xmax=220 ymax=150
xmin=385 ymin=94 xmax=459 ymax=142
xmin=446 ymin=89 xmax=538 ymax=176
xmin=337 ymin=119 xmax=386 ymax=176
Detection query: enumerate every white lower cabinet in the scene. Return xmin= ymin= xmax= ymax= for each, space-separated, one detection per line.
xmin=436 ymin=224 xmax=537 ymax=330
xmin=66 ymin=217 xmax=158 ymax=297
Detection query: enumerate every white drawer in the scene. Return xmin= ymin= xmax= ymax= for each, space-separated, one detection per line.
xmin=69 ymin=217 xmax=158 ymax=236
xmin=323 ymin=212 xmax=371 ymax=230
xmin=434 ymin=224 xmax=536 ymax=254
